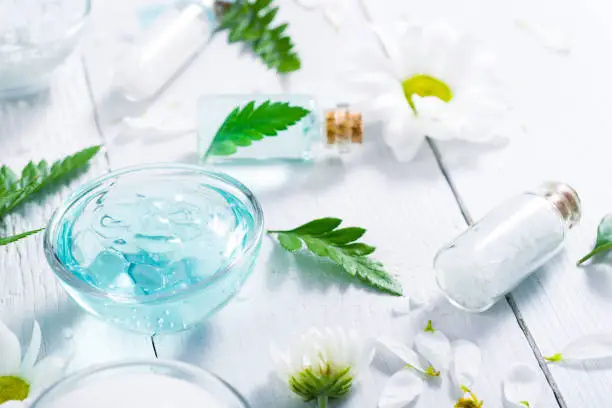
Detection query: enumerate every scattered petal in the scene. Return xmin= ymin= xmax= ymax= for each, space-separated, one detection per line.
xmin=21 ymin=321 xmax=41 ymax=374
xmin=451 ymin=339 xmax=482 ymax=388
xmin=414 ymin=321 xmax=451 ymax=371
xmin=503 ymin=364 xmax=542 ymax=408
xmin=389 ymin=296 xmax=411 ymax=317
xmin=377 ymin=337 xmax=429 ymax=375
xmin=547 ymin=333 xmax=612 ymax=362
xmin=0 ymin=320 xmax=22 ymax=375
xmin=378 ymin=370 xmax=423 ymax=408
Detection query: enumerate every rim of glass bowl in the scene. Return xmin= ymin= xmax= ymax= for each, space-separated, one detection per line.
xmin=43 ymin=163 xmax=264 ymax=304
xmin=0 ymin=0 xmax=91 ymax=52
xmin=29 ymin=359 xmax=250 ymax=407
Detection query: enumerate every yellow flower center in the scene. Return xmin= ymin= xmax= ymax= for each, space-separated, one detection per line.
xmin=401 ymin=74 xmax=453 ymax=116
xmin=0 ymin=375 xmax=30 ymax=404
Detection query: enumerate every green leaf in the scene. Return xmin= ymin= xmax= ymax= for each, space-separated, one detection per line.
xmin=268 ymin=218 xmax=403 ymax=296
xmin=288 ymin=217 xmax=342 ymax=235
xmin=216 ymin=0 xmax=301 ymax=74
xmin=577 ymin=214 xmax=612 ymax=265
xmin=277 ymin=233 xmax=302 ymax=251
xmin=0 ymin=228 xmax=44 ymax=246
xmin=205 ymin=100 xmax=310 ymax=158
xmin=0 ymin=145 xmax=101 ymax=219
xmin=520 ymin=402 xmax=530 ymax=407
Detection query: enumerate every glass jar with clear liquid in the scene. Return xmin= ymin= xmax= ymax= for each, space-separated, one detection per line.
xmin=434 ymin=182 xmax=581 ymax=313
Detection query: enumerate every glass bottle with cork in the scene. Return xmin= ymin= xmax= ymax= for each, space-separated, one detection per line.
xmin=197 ymin=94 xmax=363 ymax=164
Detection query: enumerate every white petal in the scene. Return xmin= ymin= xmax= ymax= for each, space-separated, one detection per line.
xmin=21 ymin=321 xmax=41 ymax=374
xmin=270 ymin=343 xmax=292 ymax=380
xmin=554 ymin=333 xmax=612 ymax=361
xmin=28 ymin=356 xmax=66 ymax=394
xmin=383 ymin=110 xmax=426 ymax=162
xmin=370 ymin=24 xmax=403 ymax=68
xmin=377 ymin=337 xmax=427 ymax=373
xmin=378 ymin=370 xmax=423 ymax=408
xmin=390 ymin=296 xmax=412 ymax=317
xmin=451 ymin=339 xmax=481 ymax=388
xmin=1 ymin=401 xmax=29 ymax=408
xmin=503 ymin=364 xmax=542 ymax=407
xmin=0 ymin=320 xmax=22 ymax=375
xmin=414 ymin=328 xmax=451 ymax=371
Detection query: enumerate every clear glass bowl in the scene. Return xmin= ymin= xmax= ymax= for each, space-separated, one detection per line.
xmin=30 ymin=360 xmax=249 ymax=408
xmin=44 ymin=164 xmax=264 ymax=334
xmin=0 ymin=0 xmax=91 ymax=98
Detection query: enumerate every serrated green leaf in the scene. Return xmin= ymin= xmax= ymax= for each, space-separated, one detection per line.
xmin=0 ymin=146 xmax=101 ymax=220
xmin=268 ymin=218 xmax=403 ymax=296
xmin=216 ymin=0 xmax=300 ymax=74
xmin=205 ymin=100 xmax=310 ymax=158
xmin=323 ymin=227 xmax=366 ymax=245
xmin=277 ymin=232 xmax=302 ymax=251
xmin=287 ymin=217 xmax=342 ymax=235
xmin=0 ymin=228 xmax=44 ymax=246
xmin=341 ymin=243 xmax=376 ymax=256
xmin=578 ymin=214 xmax=612 ymax=265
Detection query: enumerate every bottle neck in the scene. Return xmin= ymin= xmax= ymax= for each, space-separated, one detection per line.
xmin=533 ymin=182 xmax=581 ymax=229
xmin=325 ymin=106 xmax=363 ymax=152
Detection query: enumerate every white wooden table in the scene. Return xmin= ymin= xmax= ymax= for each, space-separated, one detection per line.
xmin=2 ymin=0 xmax=612 ymax=406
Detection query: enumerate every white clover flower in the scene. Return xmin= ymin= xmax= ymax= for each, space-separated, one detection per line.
xmin=271 ymin=327 xmax=373 ymax=408
xmin=0 ymin=320 xmax=68 ymax=405
xmin=349 ymin=21 xmax=508 ymax=162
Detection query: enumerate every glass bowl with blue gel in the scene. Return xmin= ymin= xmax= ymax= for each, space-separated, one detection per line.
xmin=44 ymin=164 xmax=263 ymax=334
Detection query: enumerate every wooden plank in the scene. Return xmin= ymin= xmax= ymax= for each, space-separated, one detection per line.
xmin=427 ymin=0 xmax=612 ymax=406
xmin=80 ymin=0 xmax=561 ymax=405
xmin=0 ymin=55 xmax=152 ymax=372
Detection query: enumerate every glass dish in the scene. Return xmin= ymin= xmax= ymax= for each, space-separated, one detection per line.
xmin=0 ymin=0 xmax=91 ymax=98
xmin=29 ymin=360 xmax=249 ymax=408
xmin=44 ymin=164 xmax=264 ymax=334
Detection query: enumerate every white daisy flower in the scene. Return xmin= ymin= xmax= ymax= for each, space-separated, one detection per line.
xmin=350 ymin=21 xmax=508 ymax=162
xmin=271 ymin=327 xmax=373 ymax=408
xmin=293 ymin=0 xmax=349 ymax=30
xmin=0 ymin=320 xmax=68 ymax=405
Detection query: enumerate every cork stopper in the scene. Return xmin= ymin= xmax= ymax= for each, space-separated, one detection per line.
xmin=537 ymin=182 xmax=582 ymax=229
xmin=325 ymin=105 xmax=363 ymax=145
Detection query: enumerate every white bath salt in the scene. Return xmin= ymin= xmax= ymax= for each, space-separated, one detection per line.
xmin=45 ymin=373 xmax=225 ymax=408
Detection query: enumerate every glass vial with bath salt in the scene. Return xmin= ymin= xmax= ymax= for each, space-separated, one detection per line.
xmin=197 ymin=94 xmax=363 ymax=163
xmin=112 ymin=0 xmax=227 ymax=101
xmin=434 ymin=182 xmax=581 ymax=313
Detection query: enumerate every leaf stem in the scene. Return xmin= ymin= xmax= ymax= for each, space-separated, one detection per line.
xmin=317 ymin=395 xmax=329 ymax=408
xmin=577 ymin=242 xmax=612 ymax=265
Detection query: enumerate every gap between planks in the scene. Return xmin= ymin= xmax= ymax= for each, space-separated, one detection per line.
xmin=426 ymin=137 xmax=567 ymax=408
